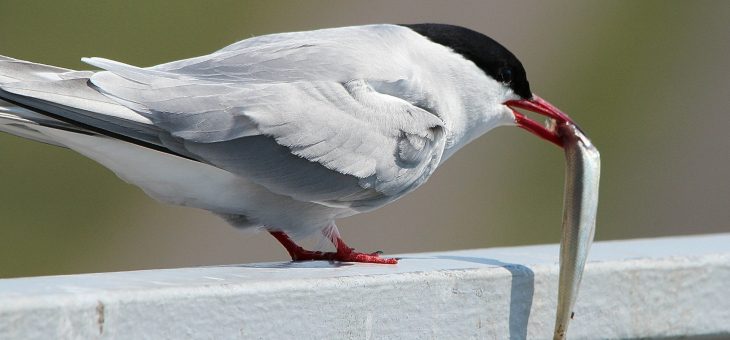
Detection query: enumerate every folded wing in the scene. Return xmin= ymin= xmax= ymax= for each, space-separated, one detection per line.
xmin=86 ymin=54 xmax=445 ymax=208
xmin=2 ymin=25 xmax=447 ymax=210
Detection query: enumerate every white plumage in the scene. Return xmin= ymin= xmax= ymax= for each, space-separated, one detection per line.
xmin=0 ymin=23 xmax=540 ymax=267
xmin=0 ymin=25 xmax=518 ymax=239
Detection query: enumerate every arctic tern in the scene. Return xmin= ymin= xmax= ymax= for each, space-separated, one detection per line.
xmin=0 ymin=24 xmax=583 ymax=264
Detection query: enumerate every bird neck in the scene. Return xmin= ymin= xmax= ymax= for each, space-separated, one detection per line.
xmin=434 ymin=64 xmax=515 ymax=163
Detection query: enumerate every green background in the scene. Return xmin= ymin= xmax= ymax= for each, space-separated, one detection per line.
xmin=1 ymin=1 xmax=728 ymax=277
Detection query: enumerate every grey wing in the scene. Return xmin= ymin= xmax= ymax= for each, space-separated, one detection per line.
xmin=0 ymin=56 xmax=187 ymax=156
xmin=84 ymin=56 xmax=446 ymax=209
xmin=150 ymin=24 xmax=415 ymax=84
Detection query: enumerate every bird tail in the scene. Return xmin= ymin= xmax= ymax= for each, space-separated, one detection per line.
xmin=0 ymin=55 xmax=175 ymax=153
xmin=0 ymin=98 xmax=89 ymax=147
xmin=0 ymin=55 xmax=99 ymax=146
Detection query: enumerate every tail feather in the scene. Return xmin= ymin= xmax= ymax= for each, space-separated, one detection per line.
xmin=0 ymin=56 xmax=104 ymax=147
xmin=1 ymin=78 xmax=160 ymax=144
xmin=0 ymin=99 xmax=89 ymax=147
xmin=0 ymin=55 xmax=158 ymax=143
xmin=0 ymin=55 xmax=195 ymax=160
xmin=0 ymin=55 xmax=92 ymax=83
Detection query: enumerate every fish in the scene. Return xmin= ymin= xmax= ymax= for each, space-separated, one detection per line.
xmin=553 ymin=122 xmax=601 ymax=339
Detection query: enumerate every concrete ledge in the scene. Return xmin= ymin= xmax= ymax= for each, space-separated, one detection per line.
xmin=1 ymin=234 xmax=729 ymax=339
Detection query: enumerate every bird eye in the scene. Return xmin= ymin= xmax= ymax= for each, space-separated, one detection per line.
xmin=499 ymin=67 xmax=513 ymax=85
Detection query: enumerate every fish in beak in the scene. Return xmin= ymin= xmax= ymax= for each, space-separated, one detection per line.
xmin=507 ymin=94 xmax=601 ymax=339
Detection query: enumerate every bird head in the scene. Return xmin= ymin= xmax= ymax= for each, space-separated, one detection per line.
xmin=405 ymin=23 xmax=576 ymax=147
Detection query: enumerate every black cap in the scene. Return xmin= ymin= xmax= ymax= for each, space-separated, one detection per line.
xmin=402 ymin=23 xmax=532 ymax=99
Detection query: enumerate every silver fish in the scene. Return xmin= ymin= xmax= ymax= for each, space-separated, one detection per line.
xmin=553 ymin=122 xmax=601 ymax=339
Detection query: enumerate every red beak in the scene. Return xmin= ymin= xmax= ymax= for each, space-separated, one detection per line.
xmin=505 ymin=94 xmax=575 ymax=147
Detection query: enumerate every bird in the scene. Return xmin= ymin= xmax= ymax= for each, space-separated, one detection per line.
xmin=0 ymin=24 xmax=575 ymax=264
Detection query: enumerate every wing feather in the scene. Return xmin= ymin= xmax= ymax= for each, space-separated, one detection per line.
xmin=84 ymin=25 xmax=447 ymax=207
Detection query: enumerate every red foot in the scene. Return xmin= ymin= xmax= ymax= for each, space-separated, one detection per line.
xmin=269 ymin=231 xmax=398 ymax=264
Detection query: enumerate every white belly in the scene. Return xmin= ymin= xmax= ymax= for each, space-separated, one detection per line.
xmin=37 ymin=126 xmax=351 ymax=236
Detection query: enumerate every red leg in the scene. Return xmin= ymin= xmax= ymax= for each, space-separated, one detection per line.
xmin=269 ymin=231 xmax=335 ymax=261
xmin=269 ymin=231 xmax=398 ymax=264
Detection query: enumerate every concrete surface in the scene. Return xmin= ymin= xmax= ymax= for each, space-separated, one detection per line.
xmin=1 ymin=233 xmax=729 ymax=339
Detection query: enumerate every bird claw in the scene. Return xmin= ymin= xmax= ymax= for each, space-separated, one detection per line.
xmin=292 ymin=249 xmax=397 ymax=264
xmin=270 ymin=231 xmax=398 ymax=264
xmin=336 ymin=250 xmax=398 ymax=264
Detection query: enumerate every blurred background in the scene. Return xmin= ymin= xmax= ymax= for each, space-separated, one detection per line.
xmin=1 ymin=1 xmax=728 ymax=278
